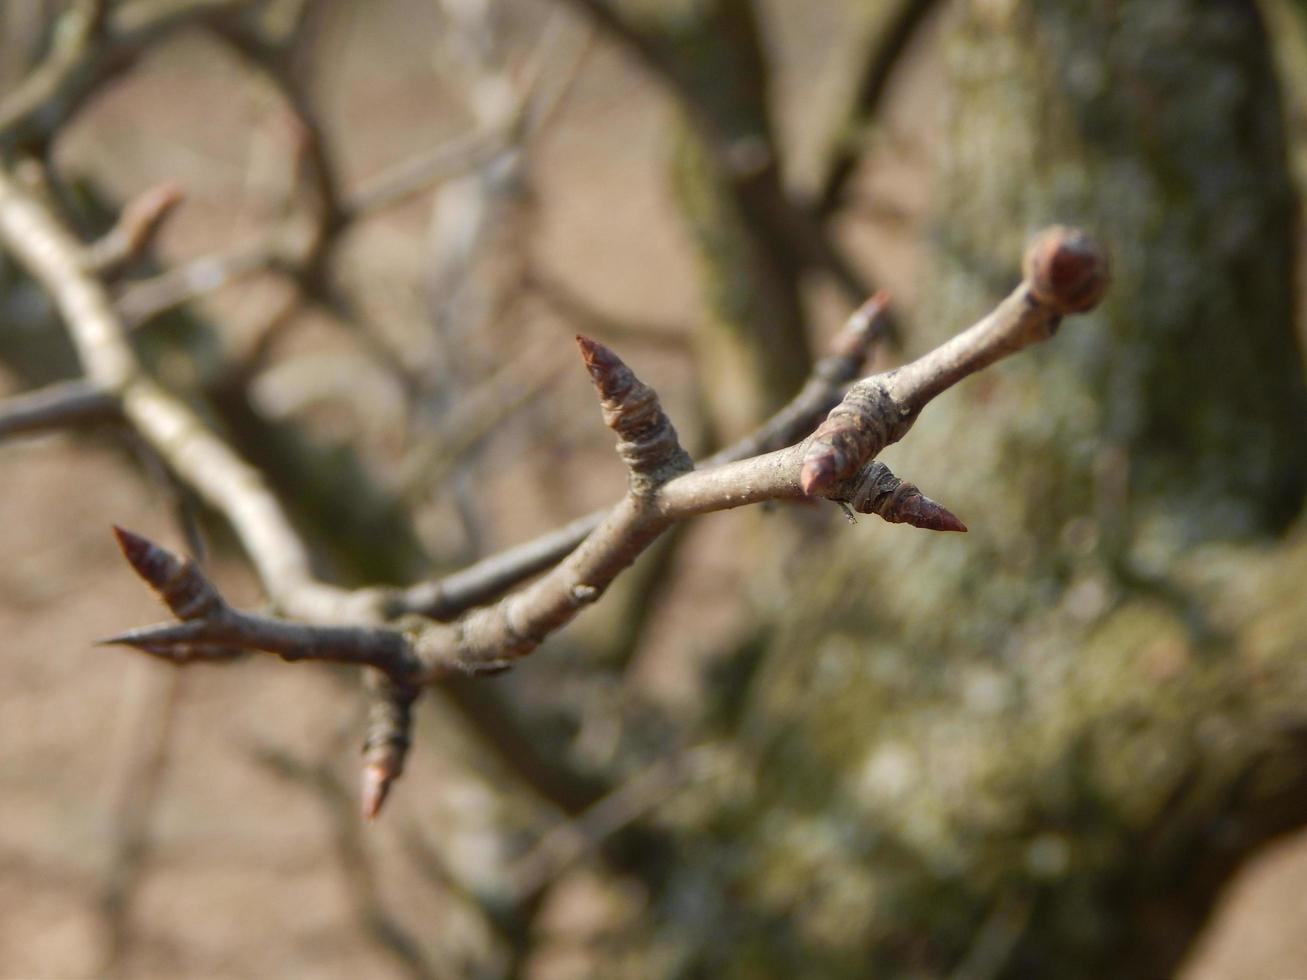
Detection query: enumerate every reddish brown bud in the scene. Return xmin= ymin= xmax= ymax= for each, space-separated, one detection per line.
xmin=890 ymin=487 xmax=967 ymax=533
xmin=112 ymin=526 xmax=222 ymax=620
xmin=840 ymin=461 xmax=967 ymax=532
xmin=361 ymin=755 xmax=400 ymax=821
xmin=97 ymin=621 xmax=244 ymax=663
xmin=800 ymin=454 xmax=840 ymax=496
xmin=800 ymin=380 xmax=903 ymax=496
xmin=360 ymin=678 xmax=419 ymax=820
xmin=575 ymin=335 xmax=632 ymax=404
xmin=1023 ymin=226 xmax=1109 ymax=314
xmin=113 ymin=525 xmax=182 ymax=588
xmin=574 ymin=335 xmax=691 ymax=491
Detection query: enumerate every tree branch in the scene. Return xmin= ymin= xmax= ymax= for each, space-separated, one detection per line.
xmin=106 ymin=226 xmax=1106 ymax=685
xmin=815 ymin=0 xmax=940 ymax=217
xmin=0 ymin=0 xmax=260 ymax=147
xmin=81 ymin=181 xmax=184 ymax=278
xmin=0 ymin=378 xmax=117 ymax=440
xmin=390 ymin=291 xmax=893 ymax=619
xmin=2 ymin=144 xmax=1104 ymax=817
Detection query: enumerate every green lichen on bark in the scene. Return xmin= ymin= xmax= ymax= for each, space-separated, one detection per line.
xmin=929 ymin=0 xmax=1307 ymax=548
xmin=606 ymin=2 xmax=1307 ymax=977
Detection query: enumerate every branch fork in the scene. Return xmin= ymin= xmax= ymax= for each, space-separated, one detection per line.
xmin=93 ymin=225 xmax=1103 ymax=813
xmin=0 ymin=154 xmax=1104 ymax=819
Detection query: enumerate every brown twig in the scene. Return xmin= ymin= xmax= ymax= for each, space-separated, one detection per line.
xmin=81 ymin=181 xmax=184 ymax=278
xmin=0 ymin=163 xmax=359 ymax=620
xmin=2 ymin=151 xmax=1105 ymax=814
xmin=112 ymin=18 xmax=580 ymax=330
xmin=0 ymin=378 xmax=117 ymax=440
xmin=508 ymin=749 xmax=694 ymax=898
xmin=106 ymin=228 xmax=1106 ymax=687
xmin=95 ymin=665 xmax=183 ymax=978
xmin=800 ymin=227 xmax=1108 ymax=495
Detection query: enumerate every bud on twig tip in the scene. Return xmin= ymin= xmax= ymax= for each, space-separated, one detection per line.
xmin=1023 ymin=226 xmax=1109 ymax=315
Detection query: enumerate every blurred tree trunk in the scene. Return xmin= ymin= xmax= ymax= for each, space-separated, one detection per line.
xmin=631 ymin=2 xmax=1307 ymax=977
xmin=591 ymin=0 xmax=816 ymax=435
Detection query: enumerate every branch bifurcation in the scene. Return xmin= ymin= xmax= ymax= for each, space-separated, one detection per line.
xmin=93 ymin=224 xmax=1105 ymax=814
xmin=0 ymin=148 xmax=1105 ymax=818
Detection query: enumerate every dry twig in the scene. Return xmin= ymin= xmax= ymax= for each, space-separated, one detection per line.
xmin=0 ymin=136 xmax=1105 ymax=816
xmin=105 ymin=227 xmax=1106 ymax=690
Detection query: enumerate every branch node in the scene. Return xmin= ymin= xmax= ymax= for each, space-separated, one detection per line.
xmin=800 ymin=379 xmax=908 ymax=495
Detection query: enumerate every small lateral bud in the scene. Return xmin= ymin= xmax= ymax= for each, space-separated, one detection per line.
xmin=800 ymin=453 xmax=840 ymax=496
xmin=112 ymin=525 xmax=222 ymax=620
xmin=360 ymin=678 xmax=419 ymax=820
xmin=800 ymin=380 xmax=903 ymax=496
xmin=361 ymin=753 xmax=400 ymax=821
xmin=574 ymin=335 xmax=691 ymax=491
xmin=841 ymin=460 xmax=967 ymax=532
xmin=1023 ymin=226 xmax=1109 ymax=315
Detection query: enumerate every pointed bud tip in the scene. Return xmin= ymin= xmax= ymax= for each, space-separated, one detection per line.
xmin=111 ymin=525 xmax=183 ymax=589
xmin=575 ymin=334 xmax=621 ymax=370
xmin=112 ymin=525 xmax=157 ymax=570
xmin=862 ymin=290 xmax=890 ymax=317
xmin=933 ymin=510 xmax=967 ymax=533
xmin=575 ymin=334 xmax=634 ymax=401
xmin=111 ymin=523 xmax=145 ymax=550
xmin=360 ymin=762 xmax=394 ymax=821
xmin=901 ymin=494 xmax=967 ymax=533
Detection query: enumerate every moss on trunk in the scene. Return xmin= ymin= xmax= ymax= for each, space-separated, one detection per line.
xmin=620 ymin=3 xmax=1307 ymax=977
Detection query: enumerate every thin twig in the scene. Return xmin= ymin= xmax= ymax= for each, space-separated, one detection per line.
xmin=0 ymin=378 xmax=117 ymax=440
xmin=107 ymin=228 xmax=1106 ymax=685
xmin=0 ymin=0 xmax=259 ymax=146
xmin=0 ymin=163 xmax=361 ymax=620
xmin=81 ymin=181 xmax=184 ymax=278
